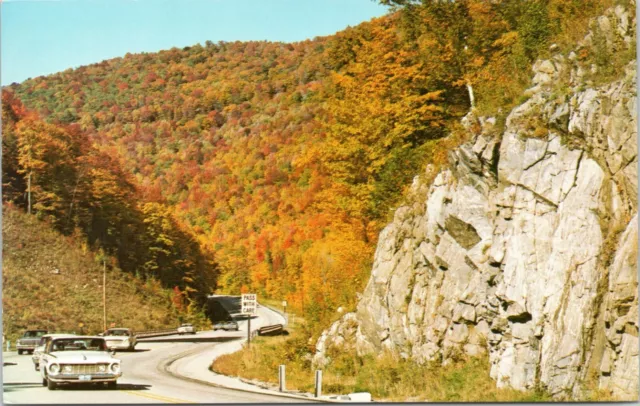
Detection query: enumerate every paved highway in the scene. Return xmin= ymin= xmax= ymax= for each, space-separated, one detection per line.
xmin=2 ymin=298 xmax=314 ymax=404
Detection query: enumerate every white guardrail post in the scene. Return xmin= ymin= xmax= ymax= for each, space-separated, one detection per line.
xmin=315 ymin=370 xmax=322 ymax=398
xmin=278 ymin=364 xmax=286 ymax=392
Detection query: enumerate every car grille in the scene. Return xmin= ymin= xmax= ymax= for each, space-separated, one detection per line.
xmin=62 ymin=364 xmax=108 ymax=374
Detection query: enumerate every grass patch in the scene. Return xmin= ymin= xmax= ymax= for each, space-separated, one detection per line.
xmin=2 ymin=205 xmax=210 ymax=344
xmin=212 ymin=328 xmax=555 ymax=402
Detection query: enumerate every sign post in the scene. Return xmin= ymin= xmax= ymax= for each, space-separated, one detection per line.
xmin=282 ymin=300 xmax=288 ymax=326
xmin=241 ymin=293 xmax=257 ymax=346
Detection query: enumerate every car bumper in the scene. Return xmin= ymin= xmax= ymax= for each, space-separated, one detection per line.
xmin=106 ymin=342 xmax=134 ymax=350
xmin=48 ymin=373 xmax=121 ymax=383
xmin=17 ymin=344 xmax=37 ymax=351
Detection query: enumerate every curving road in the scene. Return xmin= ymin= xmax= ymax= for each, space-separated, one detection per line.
xmin=2 ymin=298 xmax=316 ymax=404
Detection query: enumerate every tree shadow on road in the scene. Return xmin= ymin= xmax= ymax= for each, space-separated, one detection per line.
xmin=3 ymin=383 xmax=42 ymax=393
xmin=138 ymin=336 xmax=240 ymax=344
xmin=57 ymin=382 xmax=152 ymax=391
xmin=116 ymin=348 xmax=151 ymax=353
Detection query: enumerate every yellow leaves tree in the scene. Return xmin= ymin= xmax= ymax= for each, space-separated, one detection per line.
xmin=15 ymin=118 xmax=76 ymax=221
xmin=300 ymin=227 xmax=374 ymax=325
xmin=320 ymin=16 xmax=445 ymax=222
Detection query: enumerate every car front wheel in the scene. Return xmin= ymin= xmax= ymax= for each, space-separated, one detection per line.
xmin=42 ymin=378 xmax=47 ymax=387
xmin=47 ymin=379 xmax=57 ymax=390
xmin=107 ymin=381 xmax=117 ymax=390
xmin=17 ymin=350 xmax=23 ymax=355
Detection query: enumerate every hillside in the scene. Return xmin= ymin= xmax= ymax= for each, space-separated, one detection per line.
xmin=2 ymin=91 xmax=217 ymax=309
xmin=314 ymin=3 xmax=637 ymax=400
xmin=2 ymin=205 xmax=208 ymax=342
xmin=5 ymin=0 xmax=628 ymax=334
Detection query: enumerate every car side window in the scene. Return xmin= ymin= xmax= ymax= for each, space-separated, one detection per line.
xmin=89 ymin=339 xmax=106 ymax=351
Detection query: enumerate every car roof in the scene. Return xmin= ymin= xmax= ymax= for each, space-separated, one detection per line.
xmin=43 ymin=333 xmax=75 ymax=338
xmin=51 ymin=335 xmax=104 ymax=340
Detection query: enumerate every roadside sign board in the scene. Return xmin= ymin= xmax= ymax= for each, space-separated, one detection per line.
xmin=242 ymin=293 xmax=257 ymax=315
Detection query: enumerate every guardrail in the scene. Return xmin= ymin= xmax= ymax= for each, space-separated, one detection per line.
xmin=135 ymin=328 xmax=178 ymax=339
xmin=258 ymin=324 xmax=284 ymax=336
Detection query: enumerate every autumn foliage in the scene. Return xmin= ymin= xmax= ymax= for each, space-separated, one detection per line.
xmin=3 ymin=0 xmax=618 ymax=330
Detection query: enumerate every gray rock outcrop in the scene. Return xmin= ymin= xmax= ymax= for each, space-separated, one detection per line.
xmin=314 ymin=5 xmax=637 ymax=400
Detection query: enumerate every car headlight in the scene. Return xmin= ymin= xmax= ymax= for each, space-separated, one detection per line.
xmin=62 ymin=365 xmax=73 ymax=373
xmin=110 ymin=363 xmax=120 ymax=373
xmin=49 ymin=363 xmax=60 ymax=374
xmin=98 ymin=364 xmax=107 ymax=372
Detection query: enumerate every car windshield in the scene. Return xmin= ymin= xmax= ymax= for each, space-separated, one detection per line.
xmin=51 ymin=338 xmax=107 ymax=352
xmin=105 ymin=329 xmax=129 ymax=336
xmin=181 ymin=324 xmax=192 ymax=327
xmin=23 ymin=331 xmax=46 ymax=338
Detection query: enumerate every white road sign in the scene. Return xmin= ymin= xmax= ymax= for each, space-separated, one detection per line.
xmin=242 ymin=293 xmax=257 ymax=315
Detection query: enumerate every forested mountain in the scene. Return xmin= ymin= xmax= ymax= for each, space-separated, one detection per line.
xmin=2 ymin=92 xmax=216 ymax=309
xmin=4 ymin=0 xmax=618 ymax=330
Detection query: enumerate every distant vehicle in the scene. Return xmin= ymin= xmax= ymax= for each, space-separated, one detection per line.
xmin=32 ymin=334 xmax=76 ymax=371
xmin=213 ymin=320 xmax=239 ymax=331
xmin=17 ymin=329 xmax=48 ymax=355
xmin=177 ymin=323 xmax=196 ymax=335
xmin=100 ymin=328 xmax=136 ymax=351
xmin=40 ymin=336 xmax=121 ymax=390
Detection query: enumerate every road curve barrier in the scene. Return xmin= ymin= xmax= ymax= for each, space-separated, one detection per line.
xmin=135 ymin=328 xmax=179 ymax=339
xmin=257 ymin=324 xmax=285 ymax=336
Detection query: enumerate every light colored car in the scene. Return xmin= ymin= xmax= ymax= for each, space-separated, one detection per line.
xmin=177 ymin=323 xmax=196 ymax=335
xmin=32 ymin=334 xmax=76 ymax=371
xmin=213 ymin=320 xmax=239 ymax=331
xmin=17 ymin=329 xmax=48 ymax=355
xmin=40 ymin=336 xmax=121 ymax=390
xmin=100 ymin=328 xmax=136 ymax=351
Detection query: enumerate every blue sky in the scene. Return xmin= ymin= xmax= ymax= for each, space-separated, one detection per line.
xmin=1 ymin=0 xmax=389 ymax=85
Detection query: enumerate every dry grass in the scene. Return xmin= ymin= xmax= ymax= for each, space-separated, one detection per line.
xmin=212 ymin=328 xmax=556 ymax=402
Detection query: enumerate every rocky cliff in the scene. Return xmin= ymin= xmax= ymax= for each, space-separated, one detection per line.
xmin=314 ymin=5 xmax=638 ymax=400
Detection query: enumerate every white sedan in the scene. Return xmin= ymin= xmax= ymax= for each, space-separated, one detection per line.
xmin=177 ymin=323 xmax=196 ymax=334
xmin=40 ymin=336 xmax=122 ymax=390
xmin=32 ymin=333 xmax=76 ymax=371
xmin=100 ymin=328 xmax=136 ymax=351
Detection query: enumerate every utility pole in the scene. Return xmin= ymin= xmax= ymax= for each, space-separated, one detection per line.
xmin=27 ymin=172 xmax=32 ymax=215
xmin=102 ymin=258 xmax=106 ymax=332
